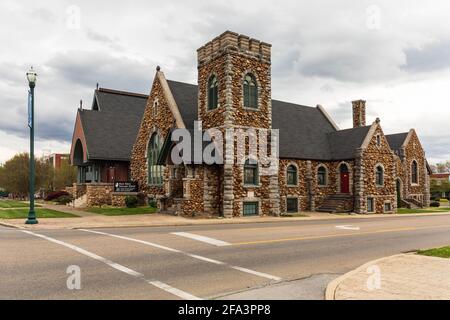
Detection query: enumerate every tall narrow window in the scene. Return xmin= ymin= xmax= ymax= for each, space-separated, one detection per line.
xmin=243 ymin=73 xmax=258 ymax=109
xmin=411 ymin=160 xmax=418 ymax=184
xmin=317 ymin=166 xmax=327 ymax=186
xmin=367 ymin=197 xmax=375 ymax=213
xmin=148 ymin=133 xmax=164 ymax=185
xmin=376 ymin=135 xmax=381 ymax=147
xmin=244 ymin=159 xmax=258 ymax=185
xmin=376 ymin=165 xmax=384 ymax=186
xmin=208 ymin=75 xmax=218 ymax=110
xmin=287 ymin=165 xmax=298 ymax=186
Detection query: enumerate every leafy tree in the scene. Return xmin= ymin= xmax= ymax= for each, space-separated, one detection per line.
xmin=53 ymin=158 xmax=77 ymax=190
xmin=434 ymin=161 xmax=450 ymax=173
xmin=430 ymin=179 xmax=450 ymax=198
xmin=0 ymin=153 xmax=53 ymax=198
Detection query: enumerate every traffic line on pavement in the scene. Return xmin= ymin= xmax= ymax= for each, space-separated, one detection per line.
xmin=231 ymin=224 xmax=450 ymax=246
xmin=335 ymin=225 xmax=360 ymax=231
xmin=21 ymin=230 xmax=201 ymax=300
xmin=170 ymin=232 xmax=231 ymax=246
xmin=79 ymin=229 xmax=281 ymax=281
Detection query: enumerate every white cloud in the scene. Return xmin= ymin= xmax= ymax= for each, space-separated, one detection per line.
xmin=1 ymin=0 xmax=450 ymax=164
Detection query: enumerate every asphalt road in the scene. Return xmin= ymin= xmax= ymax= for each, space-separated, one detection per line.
xmin=1 ymin=214 xmax=450 ymax=300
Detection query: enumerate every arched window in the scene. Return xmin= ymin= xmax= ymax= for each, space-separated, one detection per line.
xmin=375 ymin=165 xmax=384 ymax=186
xmin=243 ymin=73 xmax=258 ymax=109
xmin=244 ymin=159 xmax=258 ymax=185
xmin=287 ymin=165 xmax=298 ymax=185
xmin=207 ymin=75 xmax=218 ymax=110
xmin=148 ymin=133 xmax=164 ymax=185
xmin=411 ymin=160 xmax=418 ymax=184
xmin=339 ymin=163 xmax=349 ymax=173
xmin=317 ymin=166 xmax=327 ymax=186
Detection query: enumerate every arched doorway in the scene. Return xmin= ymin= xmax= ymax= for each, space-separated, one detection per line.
xmin=339 ymin=163 xmax=350 ymax=193
xmin=396 ymin=179 xmax=402 ymax=208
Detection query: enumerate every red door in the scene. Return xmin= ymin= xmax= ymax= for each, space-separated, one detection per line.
xmin=108 ymin=167 xmax=116 ymax=183
xmin=341 ymin=173 xmax=350 ymax=193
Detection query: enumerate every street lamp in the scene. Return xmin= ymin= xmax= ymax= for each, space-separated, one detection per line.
xmin=26 ymin=67 xmax=38 ymax=225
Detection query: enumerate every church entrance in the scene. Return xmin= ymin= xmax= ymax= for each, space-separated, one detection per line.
xmin=340 ymin=163 xmax=350 ymax=194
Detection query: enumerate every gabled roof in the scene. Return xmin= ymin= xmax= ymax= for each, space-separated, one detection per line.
xmin=326 ymin=126 xmax=372 ymax=160
xmin=74 ymin=80 xmax=376 ymax=162
xmin=167 ymin=80 xmax=198 ymax=129
xmin=386 ymin=132 xmax=409 ymax=151
xmin=80 ymin=88 xmax=148 ymax=161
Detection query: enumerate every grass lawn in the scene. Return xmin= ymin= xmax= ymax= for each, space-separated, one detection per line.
xmin=0 ymin=208 xmax=77 ymax=219
xmin=417 ymin=246 xmax=450 ymax=259
xmin=397 ymin=208 xmax=442 ymax=214
xmin=86 ymin=206 xmax=158 ymax=216
xmin=0 ymin=200 xmax=41 ymax=208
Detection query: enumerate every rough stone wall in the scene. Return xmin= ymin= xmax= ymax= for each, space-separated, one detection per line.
xmin=73 ymin=183 xmax=87 ymax=199
xmin=181 ymin=165 xmax=205 ymax=216
xmin=111 ymin=192 xmax=145 ymax=207
xmin=86 ymin=183 xmax=114 ymax=207
xmin=352 ymin=100 xmax=366 ymax=128
xmin=403 ymin=131 xmax=428 ymax=205
xmin=203 ymin=165 xmax=221 ymax=215
xmin=130 ymin=74 xmax=175 ymax=197
xmin=278 ymin=159 xmax=308 ymax=212
xmin=361 ymin=125 xmax=396 ymax=213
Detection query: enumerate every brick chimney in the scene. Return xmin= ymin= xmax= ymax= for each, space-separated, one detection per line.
xmin=352 ymin=100 xmax=366 ymax=128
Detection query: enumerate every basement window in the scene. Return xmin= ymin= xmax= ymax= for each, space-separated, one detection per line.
xmin=367 ymin=198 xmax=375 ymax=213
xmin=384 ymin=202 xmax=392 ymax=213
xmin=286 ymin=198 xmax=298 ymax=213
xmin=243 ymin=202 xmax=259 ymax=216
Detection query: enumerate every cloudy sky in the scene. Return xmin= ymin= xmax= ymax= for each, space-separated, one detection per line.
xmin=1 ymin=0 xmax=450 ymax=164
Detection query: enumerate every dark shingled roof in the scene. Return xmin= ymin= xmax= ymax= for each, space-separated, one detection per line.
xmin=80 ymin=81 xmax=375 ymax=162
xmin=81 ymin=88 xmax=148 ymax=161
xmin=326 ymin=126 xmax=372 ymax=160
xmin=386 ymin=132 xmax=409 ymax=151
xmin=167 ymin=80 xmax=198 ymax=129
xmin=271 ymin=100 xmax=336 ymax=160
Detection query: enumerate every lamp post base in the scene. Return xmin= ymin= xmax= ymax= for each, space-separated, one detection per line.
xmin=25 ymin=211 xmax=38 ymax=225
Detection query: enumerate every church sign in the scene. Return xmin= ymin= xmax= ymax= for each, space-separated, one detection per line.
xmin=114 ymin=181 xmax=138 ymax=193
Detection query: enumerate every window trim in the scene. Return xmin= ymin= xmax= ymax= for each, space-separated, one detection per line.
xmin=243 ymin=201 xmax=259 ymax=216
xmin=411 ymin=160 xmax=419 ymax=185
xmin=286 ymin=197 xmax=299 ymax=213
xmin=317 ymin=165 xmax=328 ymax=187
xmin=286 ymin=163 xmax=299 ymax=186
xmin=375 ymin=164 xmax=384 ymax=187
xmin=243 ymin=159 xmax=259 ymax=187
xmin=207 ymin=74 xmax=219 ymax=111
xmin=147 ymin=132 xmax=164 ymax=186
xmin=242 ymin=72 xmax=259 ymax=110
xmin=383 ymin=201 xmax=393 ymax=213
xmin=367 ymin=197 xmax=375 ymax=213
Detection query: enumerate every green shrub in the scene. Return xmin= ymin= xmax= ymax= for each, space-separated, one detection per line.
xmin=430 ymin=201 xmax=441 ymax=207
xmin=56 ymin=195 xmax=73 ymax=205
xmin=125 ymin=196 xmax=138 ymax=208
xmin=148 ymin=198 xmax=157 ymax=208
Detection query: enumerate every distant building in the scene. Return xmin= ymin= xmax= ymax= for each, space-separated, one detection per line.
xmin=46 ymin=153 xmax=69 ymax=170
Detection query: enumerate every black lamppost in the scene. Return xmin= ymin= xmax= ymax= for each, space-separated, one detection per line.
xmin=26 ymin=67 xmax=38 ymax=225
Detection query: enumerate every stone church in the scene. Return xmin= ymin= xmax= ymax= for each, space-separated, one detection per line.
xmin=70 ymin=31 xmax=431 ymax=215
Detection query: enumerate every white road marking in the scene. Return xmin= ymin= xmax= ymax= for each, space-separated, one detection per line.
xmin=80 ymin=229 xmax=281 ymax=282
xmin=21 ymin=230 xmax=201 ymax=300
xmin=171 ymin=232 xmax=231 ymax=247
xmin=335 ymin=225 xmax=360 ymax=231
xmin=231 ymin=266 xmax=282 ymax=281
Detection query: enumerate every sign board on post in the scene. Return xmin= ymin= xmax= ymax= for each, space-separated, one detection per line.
xmin=114 ymin=181 xmax=138 ymax=193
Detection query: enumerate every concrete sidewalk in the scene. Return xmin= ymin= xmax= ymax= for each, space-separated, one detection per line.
xmin=326 ymin=253 xmax=450 ymax=300
xmin=1 ymin=209 xmax=450 ymax=230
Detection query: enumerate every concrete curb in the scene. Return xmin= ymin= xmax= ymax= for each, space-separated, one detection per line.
xmin=0 ymin=221 xmax=24 ymax=229
xmin=325 ymin=253 xmax=409 ymax=300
